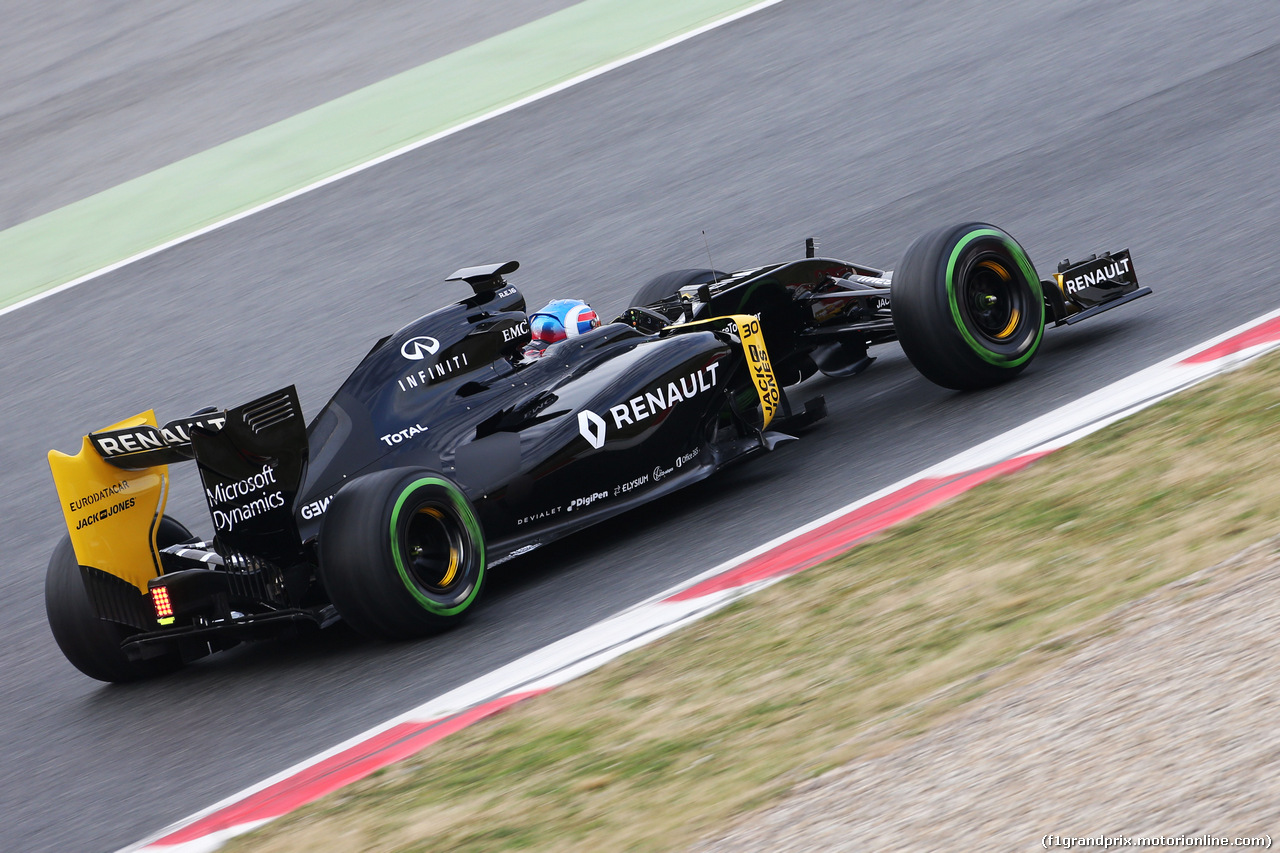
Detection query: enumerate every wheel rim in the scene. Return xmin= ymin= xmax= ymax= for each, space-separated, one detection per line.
xmin=960 ymin=254 xmax=1026 ymax=344
xmin=402 ymin=503 xmax=467 ymax=594
xmin=942 ymin=228 xmax=1043 ymax=368
xmin=387 ymin=476 xmax=486 ymax=616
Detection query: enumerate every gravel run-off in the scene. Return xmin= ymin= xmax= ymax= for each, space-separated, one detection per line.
xmin=703 ymin=538 xmax=1280 ymax=850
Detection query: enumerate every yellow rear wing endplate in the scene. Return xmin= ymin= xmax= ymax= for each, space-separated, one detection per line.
xmin=48 ymin=411 xmax=169 ymax=593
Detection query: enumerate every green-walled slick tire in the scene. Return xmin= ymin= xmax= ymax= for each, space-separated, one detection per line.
xmin=319 ymin=468 xmax=486 ymax=640
xmin=892 ymin=222 xmax=1045 ymax=390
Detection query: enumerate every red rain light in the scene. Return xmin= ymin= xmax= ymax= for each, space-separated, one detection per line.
xmin=151 ymin=586 xmax=173 ymax=620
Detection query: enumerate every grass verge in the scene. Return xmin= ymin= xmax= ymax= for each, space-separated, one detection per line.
xmin=230 ymin=351 xmax=1280 ymax=852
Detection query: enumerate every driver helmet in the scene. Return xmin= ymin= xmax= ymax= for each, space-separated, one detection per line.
xmin=528 ymin=299 xmax=600 ymax=344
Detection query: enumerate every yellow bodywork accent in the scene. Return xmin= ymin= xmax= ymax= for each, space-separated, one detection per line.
xmin=667 ymin=314 xmax=779 ymax=430
xmin=48 ymin=411 xmax=169 ymax=592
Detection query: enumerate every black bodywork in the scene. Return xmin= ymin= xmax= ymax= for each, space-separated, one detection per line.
xmin=52 ymin=240 xmax=1147 ymax=665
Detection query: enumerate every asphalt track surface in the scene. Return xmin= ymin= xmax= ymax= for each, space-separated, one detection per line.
xmin=0 ymin=0 xmax=580 ymax=230
xmin=3 ymin=1 xmax=1279 ymax=851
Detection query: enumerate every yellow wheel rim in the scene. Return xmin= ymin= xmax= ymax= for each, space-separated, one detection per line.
xmin=418 ymin=507 xmax=459 ymax=587
xmin=976 ymin=260 xmax=1020 ymax=340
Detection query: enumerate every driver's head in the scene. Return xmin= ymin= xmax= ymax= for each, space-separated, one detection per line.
xmin=528 ymin=299 xmax=600 ymax=345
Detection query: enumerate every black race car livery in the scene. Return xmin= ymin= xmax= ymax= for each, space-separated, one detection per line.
xmin=45 ymin=222 xmax=1148 ymax=681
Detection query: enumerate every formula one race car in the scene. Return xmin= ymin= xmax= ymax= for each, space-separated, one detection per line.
xmin=46 ymin=222 xmax=1147 ymax=681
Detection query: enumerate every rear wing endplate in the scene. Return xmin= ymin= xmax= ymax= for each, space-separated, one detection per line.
xmin=191 ymin=387 xmax=308 ymax=567
xmin=49 ymin=412 xmax=169 ymax=592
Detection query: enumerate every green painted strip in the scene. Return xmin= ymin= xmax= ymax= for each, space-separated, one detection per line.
xmin=0 ymin=0 xmax=779 ymax=312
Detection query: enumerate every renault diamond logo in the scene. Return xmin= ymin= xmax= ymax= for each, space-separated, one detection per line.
xmin=578 ymin=410 xmax=606 ymax=449
xmin=400 ymin=336 xmax=441 ymax=360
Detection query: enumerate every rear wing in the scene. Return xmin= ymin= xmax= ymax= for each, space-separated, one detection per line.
xmin=48 ymin=387 xmax=309 ymax=596
xmin=88 ymin=411 xmax=227 ymax=469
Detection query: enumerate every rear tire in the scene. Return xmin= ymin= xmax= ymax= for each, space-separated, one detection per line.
xmin=892 ymin=222 xmax=1044 ymax=390
xmin=632 ymin=268 xmax=725 ymax=316
xmin=46 ymin=516 xmax=192 ymax=683
xmin=319 ymin=469 xmax=487 ymax=640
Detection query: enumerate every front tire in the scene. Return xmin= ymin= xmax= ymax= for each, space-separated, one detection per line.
xmin=319 ymin=469 xmax=487 ymax=640
xmin=892 ymin=222 xmax=1044 ymax=390
xmin=46 ymin=516 xmax=192 ymax=683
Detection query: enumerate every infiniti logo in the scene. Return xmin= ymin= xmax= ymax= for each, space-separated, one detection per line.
xmin=400 ymin=336 xmax=441 ymax=360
